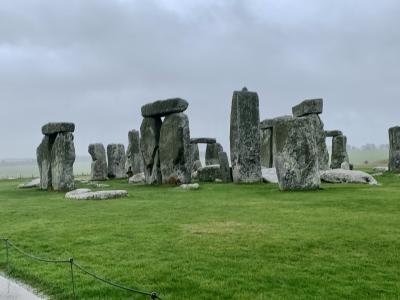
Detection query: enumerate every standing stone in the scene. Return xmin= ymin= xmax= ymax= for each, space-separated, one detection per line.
xmin=51 ymin=132 xmax=75 ymax=191
xmin=159 ymin=113 xmax=191 ymax=184
xmin=330 ymin=135 xmax=349 ymax=169
xmin=205 ymin=143 xmax=223 ymax=165
xmin=107 ymin=144 xmax=126 ymax=179
xmin=307 ymin=114 xmax=329 ymax=170
xmin=274 ymin=117 xmax=320 ymax=191
xmin=140 ymin=117 xmax=162 ymax=184
xmin=218 ymin=151 xmax=232 ymax=182
xmin=190 ymin=143 xmax=201 ymax=171
xmin=126 ymin=130 xmax=143 ymax=176
xmin=88 ymin=143 xmax=107 ymax=181
xmin=389 ymin=126 xmax=400 ymax=173
xmin=230 ymin=87 xmax=261 ymax=183
xmin=36 ymin=136 xmax=52 ymax=190
xmin=260 ymin=128 xmax=273 ymax=168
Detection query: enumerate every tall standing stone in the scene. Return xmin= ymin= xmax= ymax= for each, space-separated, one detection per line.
xmin=126 ymin=130 xmax=143 ymax=176
xmin=218 ymin=151 xmax=232 ymax=182
xmin=274 ymin=117 xmax=320 ymax=191
xmin=205 ymin=143 xmax=223 ymax=165
xmin=140 ymin=117 xmax=162 ymax=184
xmin=37 ymin=122 xmax=75 ymax=191
xmin=190 ymin=143 xmax=201 ymax=171
xmin=88 ymin=143 xmax=107 ymax=181
xmin=107 ymin=144 xmax=126 ymax=179
xmin=389 ymin=126 xmax=400 ymax=173
xmin=51 ymin=132 xmax=75 ymax=191
xmin=330 ymin=135 xmax=349 ymax=169
xmin=260 ymin=128 xmax=273 ymax=168
xmin=230 ymin=87 xmax=261 ymax=183
xmin=159 ymin=113 xmax=191 ymax=184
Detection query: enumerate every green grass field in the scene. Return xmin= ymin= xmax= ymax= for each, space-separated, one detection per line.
xmin=0 ymin=174 xmax=399 ymax=299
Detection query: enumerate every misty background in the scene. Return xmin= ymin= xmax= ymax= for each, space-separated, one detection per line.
xmin=1 ymin=0 xmax=399 ymax=167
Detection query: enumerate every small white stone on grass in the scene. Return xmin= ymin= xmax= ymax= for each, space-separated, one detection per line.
xmin=179 ymin=183 xmax=200 ymax=190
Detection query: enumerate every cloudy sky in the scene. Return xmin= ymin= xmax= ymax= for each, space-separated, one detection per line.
xmin=1 ymin=0 xmax=399 ymax=158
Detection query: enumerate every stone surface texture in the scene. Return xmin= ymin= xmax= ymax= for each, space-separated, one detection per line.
xmin=18 ymin=178 xmax=40 ymax=189
xmin=126 ymin=130 xmax=143 ymax=176
xmin=65 ymin=188 xmax=128 ymax=200
xmin=274 ymin=117 xmax=321 ymax=191
xmin=260 ymin=128 xmax=273 ymax=168
xmin=198 ymin=165 xmax=221 ymax=182
xmin=88 ymin=143 xmax=107 ymax=181
xmin=205 ymin=142 xmax=223 ymax=166
xmin=107 ymin=144 xmax=126 ymax=179
xmin=218 ymin=151 xmax=232 ymax=182
xmin=389 ymin=126 xmax=400 ymax=173
xmin=190 ymin=143 xmax=200 ymax=171
xmin=325 ymin=130 xmax=343 ymax=137
xmin=140 ymin=117 xmax=162 ymax=184
xmin=307 ymin=114 xmax=330 ymax=170
xmin=36 ymin=136 xmax=52 ymax=190
xmin=42 ymin=122 xmax=75 ymax=135
xmin=141 ymin=98 xmax=188 ymax=117
xmin=230 ymin=88 xmax=261 ymax=183
xmin=292 ymin=98 xmax=323 ymax=117
xmin=261 ymin=167 xmax=278 ymax=183
xmin=159 ymin=113 xmax=191 ymax=184
xmin=128 ymin=172 xmax=145 ymax=184
xmin=320 ymin=169 xmax=378 ymax=185
xmin=330 ymin=135 xmax=349 ymax=169
xmin=190 ymin=138 xmax=216 ymax=144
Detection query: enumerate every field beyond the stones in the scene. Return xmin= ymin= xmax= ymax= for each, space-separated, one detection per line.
xmin=0 ymin=174 xmax=399 ymax=299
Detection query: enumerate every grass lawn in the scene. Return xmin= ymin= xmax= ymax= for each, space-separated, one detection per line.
xmin=0 ymin=174 xmax=399 ymax=299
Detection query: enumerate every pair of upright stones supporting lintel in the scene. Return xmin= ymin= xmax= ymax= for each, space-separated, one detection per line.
xmin=140 ymin=98 xmax=191 ymax=184
xmin=37 ymin=122 xmax=76 ymax=191
xmin=88 ymin=143 xmax=127 ymax=180
xmin=190 ymin=138 xmax=223 ymax=168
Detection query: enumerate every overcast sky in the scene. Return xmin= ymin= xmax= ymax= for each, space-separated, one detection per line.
xmin=1 ymin=0 xmax=399 ymax=159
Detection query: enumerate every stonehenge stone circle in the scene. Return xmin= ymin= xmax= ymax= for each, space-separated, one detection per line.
xmin=37 ymin=122 xmax=76 ymax=191
xmin=292 ymin=98 xmax=323 ymax=117
xmin=389 ymin=126 xmax=400 ymax=173
xmin=330 ymin=135 xmax=349 ymax=169
xmin=88 ymin=143 xmax=108 ymax=181
xmin=141 ymin=98 xmax=188 ymax=118
xmin=230 ymin=87 xmax=261 ymax=183
xmin=218 ymin=151 xmax=232 ymax=182
xmin=198 ymin=165 xmax=221 ymax=182
xmin=159 ymin=113 xmax=191 ymax=184
xmin=126 ymin=130 xmax=143 ymax=176
xmin=107 ymin=144 xmax=126 ymax=179
xmin=274 ymin=117 xmax=321 ymax=191
xmin=140 ymin=117 xmax=162 ymax=184
xmin=205 ymin=142 xmax=223 ymax=165
xmin=190 ymin=138 xmax=216 ymax=144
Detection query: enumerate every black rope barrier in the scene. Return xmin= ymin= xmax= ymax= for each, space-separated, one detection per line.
xmin=0 ymin=238 xmax=163 ymax=300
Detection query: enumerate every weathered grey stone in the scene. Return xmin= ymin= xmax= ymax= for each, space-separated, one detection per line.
xmin=292 ymin=98 xmax=323 ymax=117
xmin=18 ymin=178 xmax=40 ymax=189
xmin=190 ymin=138 xmax=216 ymax=144
xmin=128 ymin=172 xmax=145 ymax=184
xmin=389 ymin=126 xmax=400 ymax=173
xmin=205 ymin=142 xmax=223 ymax=165
xmin=88 ymin=143 xmax=107 ymax=181
xmin=126 ymin=130 xmax=144 ymax=176
xmin=140 ymin=117 xmax=162 ymax=184
xmin=107 ymin=144 xmax=126 ymax=179
xmin=36 ymin=136 xmax=52 ymax=190
xmin=320 ymin=169 xmax=378 ymax=185
xmin=260 ymin=115 xmax=292 ymax=129
xmin=65 ymin=188 xmax=128 ymax=200
xmin=159 ymin=113 xmax=191 ymax=184
xmin=330 ymin=135 xmax=349 ymax=169
xmin=373 ymin=166 xmax=388 ymax=173
xmin=198 ymin=165 xmax=221 ymax=182
xmin=307 ymin=114 xmax=330 ymax=170
xmin=260 ymin=128 xmax=273 ymax=168
xmin=192 ymin=160 xmax=202 ymax=172
xmin=190 ymin=143 xmax=200 ymax=171
xmin=274 ymin=117 xmax=320 ymax=191
xmin=230 ymin=87 xmax=261 ymax=183
xmin=261 ymin=168 xmax=278 ymax=183
xmin=341 ymin=161 xmax=350 ymax=170
xmin=141 ymin=98 xmax=188 ymax=117
xmin=325 ymin=130 xmax=343 ymax=137
xmin=179 ymin=183 xmax=200 ymax=190
xmin=42 ymin=122 xmax=75 ymax=135
xmin=51 ymin=132 xmax=75 ymax=191
xmin=218 ymin=151 xmax=232 ymax=182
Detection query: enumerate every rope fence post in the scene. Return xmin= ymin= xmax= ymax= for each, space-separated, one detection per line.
xmin=5 ymin=239 xmax=9 ymax=273
xmin=69 ymin=258 xmax=76 ymax=300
